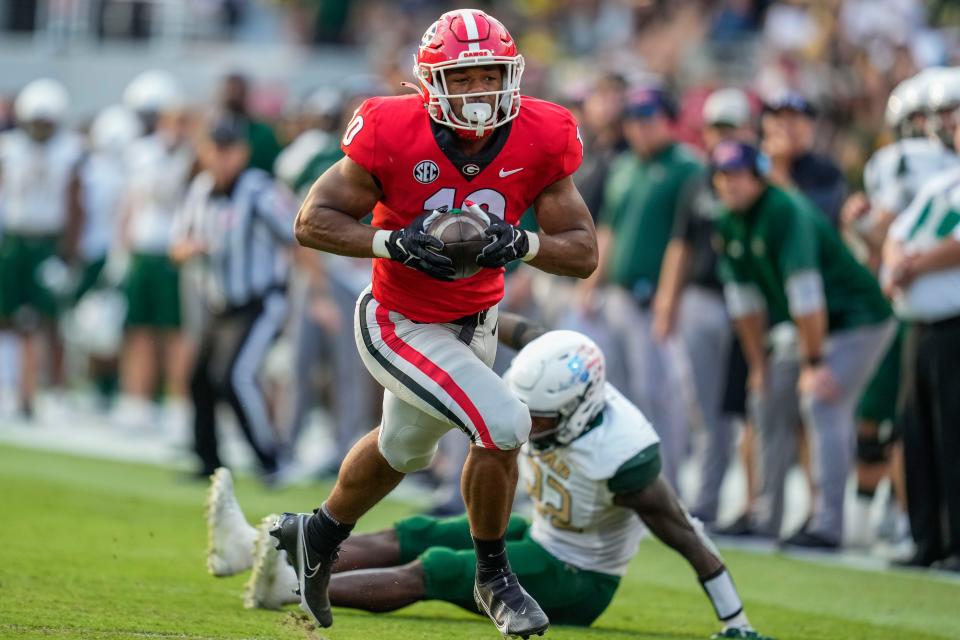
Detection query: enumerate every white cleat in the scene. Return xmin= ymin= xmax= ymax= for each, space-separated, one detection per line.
xmin=206 ymin=467 xmax=258 ymax=576
xmin=244 ymin=514 xmax=300 ymax=609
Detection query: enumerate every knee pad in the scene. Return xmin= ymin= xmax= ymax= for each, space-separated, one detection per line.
xmin=857 ymin=433 xmax=888 ymax=464
xmin=485 ymin=398 xmax=532 ymax=450
xmin=378 ymin=424 xmax=441 ymax=473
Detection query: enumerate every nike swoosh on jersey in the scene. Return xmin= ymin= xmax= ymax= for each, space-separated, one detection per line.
xmin=498 ymin=167 xmax=524 ymax=178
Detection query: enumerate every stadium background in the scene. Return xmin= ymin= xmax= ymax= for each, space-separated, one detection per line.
xmin=1 ymin=1 xmax=959 ymax=639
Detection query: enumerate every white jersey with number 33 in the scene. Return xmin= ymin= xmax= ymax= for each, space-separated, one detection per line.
xmin=520 ymin=383 xmax=660 ymax=577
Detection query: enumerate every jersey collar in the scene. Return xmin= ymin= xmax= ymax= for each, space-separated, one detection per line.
xmin=430 ymin=119 xmax=512 ymax=182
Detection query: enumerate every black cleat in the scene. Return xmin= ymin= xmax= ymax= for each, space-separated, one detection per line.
xmin=268 ymin=512 xmax=337 ymax=627
xmin=474 ymin=572 xmax=549 ymax=639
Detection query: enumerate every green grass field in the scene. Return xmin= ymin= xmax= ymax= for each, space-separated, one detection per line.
xmin=0 ymin=444 xmax=957 ymax=640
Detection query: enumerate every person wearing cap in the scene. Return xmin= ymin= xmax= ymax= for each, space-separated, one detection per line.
xmin=115 ymin=75 xmax=194 ymax=431
xmin=0 ymin=78 xmax=85 ymax=420
xmin=711 ymin=140 xmax=895 ymax=549
xmin=652 ymin=87 xmax=756 ymax=525
xmin=839 ymin=70 xmax=958 ymax=551
xmin=170 ymin=115 xmax=297 ymax=484
xmin=761 ymin=91 xmax=847 ymax=226
xmin=881 ymin=117 xmax=960 ymax=571
xmin=582 ymin=85 xmax=702 ymax=489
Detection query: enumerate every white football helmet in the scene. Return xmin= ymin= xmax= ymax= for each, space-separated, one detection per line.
xmin=90 ymin=105 xmax=143 ymax=152
xmin=505 ymin=330 xmax=606 ymax=447
xmin=15 ymin=78 xmax=69 ymax=124
xmin=123 ymin=70 xmax=183 ymax=115
xmin=885 ymin=74 xmax=925 ymax=131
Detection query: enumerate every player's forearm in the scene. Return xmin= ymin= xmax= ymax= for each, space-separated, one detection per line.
xmin=497 ymin=312 xmax=546 ymax=350
xmin=654 ymin=240 xmax=691 ymax=311
xmin=294 ymin=205 xmax=378 ymax=258
xmin=793 ymin=309 xmax=827 ymax=363
xmin=732 ymin=312 xmax=767 ymax=371
xmin=912 ymin=238 xmax=960 ymax=275
xmin=526 ymin=228 xmax=597 ymax=278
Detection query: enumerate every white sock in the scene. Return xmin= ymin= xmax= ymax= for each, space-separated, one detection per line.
xmin=702 ymin=568 xmax=745 ymax=622
xmin=723 ymin=611 xmax=752 ymax=630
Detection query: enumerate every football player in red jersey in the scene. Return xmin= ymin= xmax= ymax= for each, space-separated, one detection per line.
xmin=270 ymin=9 xmax=596 ymax=638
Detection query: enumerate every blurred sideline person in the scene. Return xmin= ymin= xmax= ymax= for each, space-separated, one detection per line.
xmin=206 ymin=315 xmax=774 ymax=640
xmin=0 ymin=78 xmax=84 ymax=419
xmin=840 ymin=70 xmax=959 ymax=551
xmin=882 ymin=117 xmax=960 ymax=571
xmin=711 ymin=141 xmax=895 ymax=549
xmin=116 ymin=73 xmax=194 ymax=429
xmin=220 ymin=72 xmax=282 ymax=175
xmin=581 ymin=86 xmax=702 ymax=490
xmin=573 ymin=72 xmax=629 ymax=223
xmin=275 ymin=9 xmax=597 ymax=636
xmin=170 ymin=116 xmax=297 ymax=483
xmin=761 ymin=91 xmax=846 ymax=226
xmin=653 ymin=88 xmax=755 ymax=525
xmin=76 ymin=105 xmax=143 ymax=407
xmin=275 ymin=83 xmax=381 ymax=472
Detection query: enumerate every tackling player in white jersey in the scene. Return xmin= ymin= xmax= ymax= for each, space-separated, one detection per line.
xmin=206 ymin=314 xmax=774 ymax=639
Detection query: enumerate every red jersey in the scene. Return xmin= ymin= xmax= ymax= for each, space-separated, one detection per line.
xmin=341 ymin=93 xmax=582 ymax=323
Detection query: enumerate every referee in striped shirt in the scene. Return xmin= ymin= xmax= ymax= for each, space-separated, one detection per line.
xmin=171 ymin=115 xmax=297 ymax=483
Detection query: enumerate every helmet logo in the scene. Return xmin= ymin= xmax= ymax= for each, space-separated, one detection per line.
xmin=462 ymin=163 xmax=480 ymax=176
xmin=420 ymin=22 xmax=439 ymax=47
xmin=413 ymin=160 xmax=440 ymax=184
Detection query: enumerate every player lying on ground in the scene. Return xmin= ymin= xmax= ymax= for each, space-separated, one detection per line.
xmin=206 ymin=315 xmax=774 ymax=639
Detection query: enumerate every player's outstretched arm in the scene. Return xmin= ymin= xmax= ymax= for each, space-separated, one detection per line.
xmin=613 ymin=477 xmax=723 ymax=578
xmin=496 ymin=312 xmax=546 ymax=351
xmin=294 ymin=156 xmax=383 ymax=258
xmin=529 ymin=176 xmax=598 ymax=279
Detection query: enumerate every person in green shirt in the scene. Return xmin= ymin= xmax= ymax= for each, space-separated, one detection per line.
xmin=711 ymin=141 xmax=895 ymax=549
xmin=220 ymin=73 xmax=282 ymax=175
xmin=581 ymin=86 xmax=703 ymax=490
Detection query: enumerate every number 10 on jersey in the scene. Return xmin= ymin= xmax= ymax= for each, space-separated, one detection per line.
xmin=424 ymin=187 xmax=507 ymax=218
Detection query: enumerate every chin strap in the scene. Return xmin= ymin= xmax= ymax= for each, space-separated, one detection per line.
xmin=400 ymin=81 xmax=424 ymax=98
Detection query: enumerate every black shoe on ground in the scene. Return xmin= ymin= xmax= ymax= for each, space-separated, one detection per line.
xmin=712 ymin=513 xmax=756 ymax=537
xmin=932 ymin=554 xmax=960 ymax=573
xmin=269 ymin=512 xmax=337 ymax=627
xmin=893 ymin=548 xmax=942 ymax=568
xmin=474 ymin=572 xmax=549 ymax=639
xmin=780 ymin=529 xmax=839 ymax=551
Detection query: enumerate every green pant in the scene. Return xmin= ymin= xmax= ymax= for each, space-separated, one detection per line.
xmin=0 ymin=233 xmax=60 ymax=321
xmin=394 ymin=514 xmax=620 ymax=626
xmin=124 ymin=253 xmax=181 ymax=329
xmin=856 ymin=322 xmax=904 ymax=425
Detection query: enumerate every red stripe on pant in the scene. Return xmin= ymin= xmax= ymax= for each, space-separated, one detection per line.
xmin=375 ymin=303 xmax=498 ymax=449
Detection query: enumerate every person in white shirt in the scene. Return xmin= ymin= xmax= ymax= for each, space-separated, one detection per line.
xmin=883 ymin=116 xmax=960 ymax=570
xmin=0 ymin=78 xmax=84 ymax=419
xmin=115 ymin=72 xmax=194 ymax=428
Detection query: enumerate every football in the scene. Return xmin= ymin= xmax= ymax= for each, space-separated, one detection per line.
xmin=425 ymin=207 xmax=489 ymax=279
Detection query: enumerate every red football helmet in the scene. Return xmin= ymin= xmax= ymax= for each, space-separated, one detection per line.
xmin=414 ymin=9 xmax=524 ymax=139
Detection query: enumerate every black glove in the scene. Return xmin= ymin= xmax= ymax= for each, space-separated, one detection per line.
xmin=385 ymin=211 xmax=456 ymax=280
xmin=476 ymin=215 xmax=529 ymax=268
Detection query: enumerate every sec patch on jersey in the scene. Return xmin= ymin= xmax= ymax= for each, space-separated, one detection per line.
xmin=425 ymin=207 xmax=489 ymax=279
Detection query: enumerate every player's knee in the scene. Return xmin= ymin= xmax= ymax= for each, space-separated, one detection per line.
xmin=485 ymin=397 xmax=532 ymax=450
xmin=378 ymin=426 xmax=439 ymax=473
xmin=857 ymin=433 xmax=888 ymax=464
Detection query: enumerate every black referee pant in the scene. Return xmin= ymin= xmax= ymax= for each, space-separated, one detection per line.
xmin=901 ymin=314 xmax=960 ymax=563
xmin=191 ymin=292 xmax=287 ymax=476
